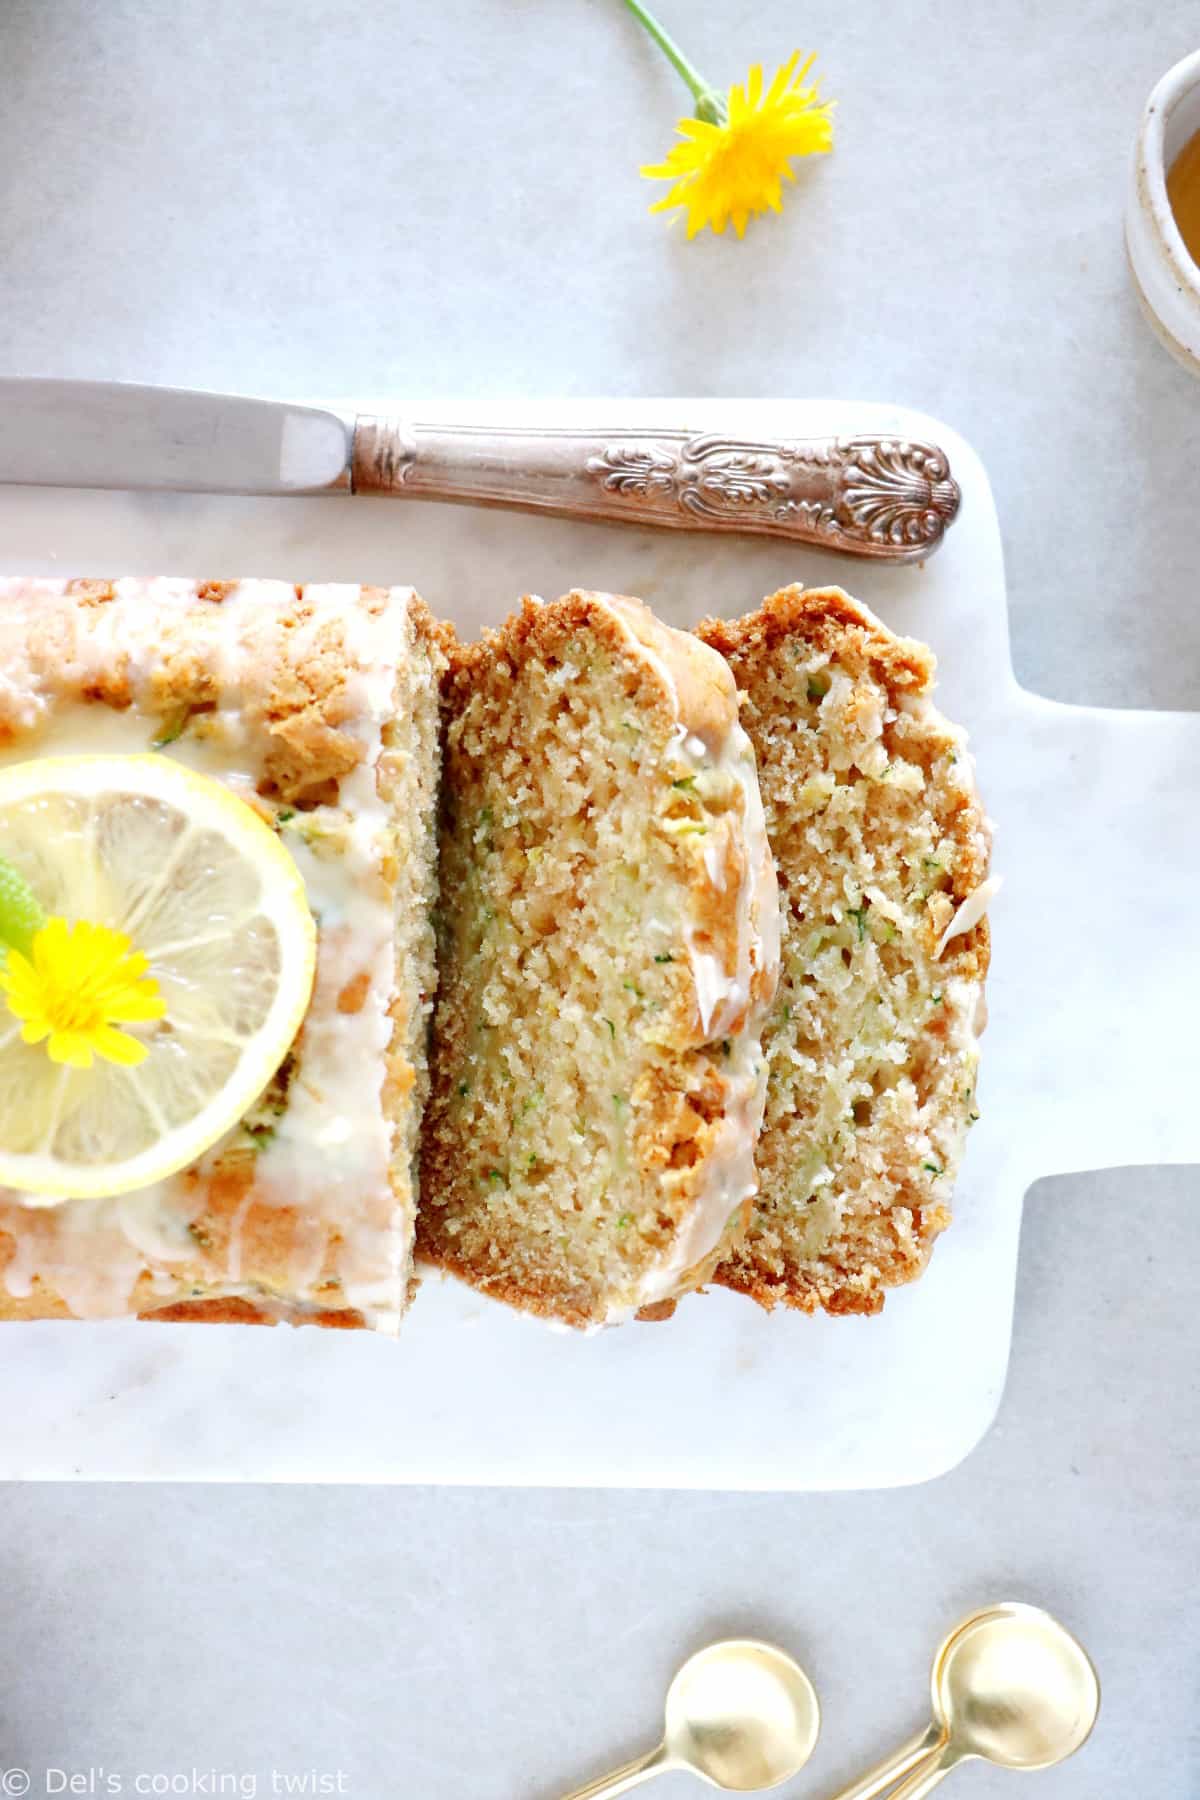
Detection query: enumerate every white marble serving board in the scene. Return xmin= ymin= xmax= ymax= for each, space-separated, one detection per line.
xmin=0 ymin=397 xmax=1194 ymax=1488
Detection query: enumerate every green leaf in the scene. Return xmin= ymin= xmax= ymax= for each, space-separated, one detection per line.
xmin=0 ymin=853 xmax=46 ymax=958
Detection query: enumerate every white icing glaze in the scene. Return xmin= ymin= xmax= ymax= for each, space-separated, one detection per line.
xmin=0 ymin=579 xmax=414 ymax=1330
xmin=618 ymin=1033 xmax=770 ymax=1316
xmin=935 ymin=875 xmax=1002 ymax=959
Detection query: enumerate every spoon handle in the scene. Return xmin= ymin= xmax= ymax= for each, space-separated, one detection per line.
xmin=822 ymin=1727 xmax=942 ymax=1800
xmin=871 ymin=1749 xmax=953 ymax=1800
xmin=558 ymin=1742 xmax=669 ymax=1800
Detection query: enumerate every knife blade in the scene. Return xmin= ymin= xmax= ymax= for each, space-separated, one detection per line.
xmin=0 ymin=379 xmax=962 ymax=560
xmin=0 ymin=378 xmax=352 ymax=494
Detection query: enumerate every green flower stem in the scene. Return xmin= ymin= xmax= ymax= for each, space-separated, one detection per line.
xmin=619 ymin=0 xmax=726 ymax=123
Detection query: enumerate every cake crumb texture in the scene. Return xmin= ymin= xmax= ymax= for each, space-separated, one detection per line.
xmin=419 ymin=590 xmax=778 ymax=1329
xmin=698 ymin=585 xmax=990 ymax=1315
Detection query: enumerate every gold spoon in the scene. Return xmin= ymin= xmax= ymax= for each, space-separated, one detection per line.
xmin=825 ymin=1602 xmax=1100 ymax=1800
xmin=559 ymin=1639 xmax=821 ymax=1798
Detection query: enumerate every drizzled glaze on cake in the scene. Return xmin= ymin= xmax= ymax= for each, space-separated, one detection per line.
xmin=0 ymin=579 xmax=443 ymax=1330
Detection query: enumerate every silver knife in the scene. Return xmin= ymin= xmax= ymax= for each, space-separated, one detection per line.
xmin=0 ymin=378 xmax=961 ymax=562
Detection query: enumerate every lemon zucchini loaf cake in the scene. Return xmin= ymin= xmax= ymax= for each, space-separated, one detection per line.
xmin=418 ymin=591 xmax=780 ymax=1328
xmin=698 ymin=586 xmax=992 ymax=1315
xmin=0 ymin=578 xmax=445 ymax=1330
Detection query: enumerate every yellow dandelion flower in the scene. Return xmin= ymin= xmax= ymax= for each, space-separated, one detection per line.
xmin=1 ymin=915 xmax=166 ymax=1070
xmin=621 ymin=2 xmax=834 ymax=239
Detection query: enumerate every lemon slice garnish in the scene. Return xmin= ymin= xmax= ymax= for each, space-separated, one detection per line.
xmin=0 ymin=755 xmax=316 ymax=1200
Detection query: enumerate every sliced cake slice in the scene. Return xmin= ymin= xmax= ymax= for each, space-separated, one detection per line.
xmin=418 ymin=591 xmax=780 ymax=1329
xmin=697 ymin=585 xmax=992 ymax=1315
xmin=0 ymin=578 xmax=446 ymax=1331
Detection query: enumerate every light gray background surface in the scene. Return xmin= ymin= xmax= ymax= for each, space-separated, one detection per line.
xmin=0 ymin=2 xmax=1196 ymax=1796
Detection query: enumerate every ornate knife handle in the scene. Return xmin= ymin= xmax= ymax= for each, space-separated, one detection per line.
xmin=350 ymin=420 xmax=961 ymax=561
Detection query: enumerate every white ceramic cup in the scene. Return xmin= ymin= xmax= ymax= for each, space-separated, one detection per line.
xmin=1126 ymin=48 xmax=1200 ymax=374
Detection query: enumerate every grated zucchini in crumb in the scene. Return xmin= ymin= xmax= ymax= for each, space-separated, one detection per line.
xmin=699 ymin=585 xmax=991 ymax=1318
xmin=419 ymin=591 xmax=777 ymax=1329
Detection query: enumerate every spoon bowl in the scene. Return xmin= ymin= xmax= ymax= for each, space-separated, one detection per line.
xmin=823 ymin=1601 xmax=1100 ymax=1800
xmin=559 ymin=1638 xmax=820 ymax=1800
xmin=663 ymin=1640 xmax=822 ymax=1791
xmin=931 ymin=1603 xmax=1100 ymax=1773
